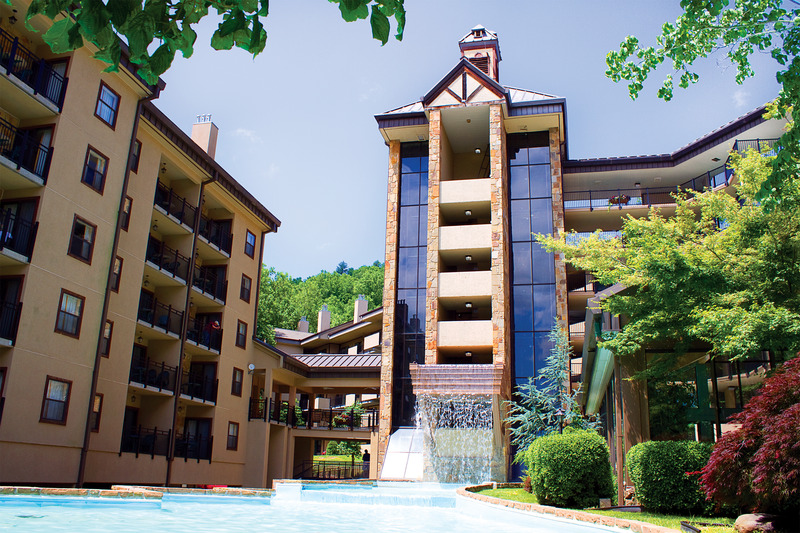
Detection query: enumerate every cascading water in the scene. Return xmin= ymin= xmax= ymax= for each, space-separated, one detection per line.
xmin=415 ymin=394 xmax=495 ymax=483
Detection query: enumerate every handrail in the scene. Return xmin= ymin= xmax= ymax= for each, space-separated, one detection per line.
xmin=0 ymin=27 xmax=68 ymax=109
xmin=198 ymin=215 xmax=233 ymax=254
xmin=128 ymin=355 xmax=177 ymax=392
xmin=146 ymin=236 xmax=190 ymax=281
xmin=0 ymin=208 xmax=38 ymax=261
xmin=154 ymin=181 xmax=197 ymax=228
xmin=137 ymin=295 xmax=184 ymax=335
xmin=180 ymin=372 xmax=218 ymax=403
xmin=174 ymin=432 xmax=213 ymax=462
xmin=192 ymin=265 xmax=227 ymax=302
xmin=293 ymin=460 xmax=368 ymax=480
xmin=119 ymin=425 xmax=171 ymax=458
xmin=186 ymin=317 xmax=223 ymax=352
xmin=0 ymin=117 xmax=53 ymax=181
xmin=0 ymin=300 xmax=22 ymax=343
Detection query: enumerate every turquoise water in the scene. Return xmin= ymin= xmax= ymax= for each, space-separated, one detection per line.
xmin=0 ymin=483 xmax=622 ymax=533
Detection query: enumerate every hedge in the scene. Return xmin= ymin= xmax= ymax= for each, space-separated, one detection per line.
xmin=524 ymin=429 xmax=614 ymax=508
xmin=626 ymin=440 xmax=713 ymax=514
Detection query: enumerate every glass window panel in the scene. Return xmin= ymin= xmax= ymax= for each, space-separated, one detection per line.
xmin=400 ymin=172 xmax=419 ymax=206
xmin=512 ymin=242 xmax=532 ymax=285
xmin=528 ymin=146 xmax=550 ymax=164
xmin=399 ymin=206 xmax=419 ymax=247
xmin=529 ymin=164 xmax=551 ymax=199
xmin=419 ymin=171 xmax=428 ymax=201
xmin=47 ymin=380 xmax=69 ymax=401
xmin=531 ymin=242 xmax=555 ymax=284
xmin=416 ymin=288 xmax=426 ymax=327
xmin=397 ymin=248 xmax=419 ymax=288
xmin=514 ymin=332 xmax=534 ymax=379
xmin=397 ymin=289 xmax=416 ymax=332
xmin=417 ymin=250 xmax=427 ymax=290
xmin=418 ymin=205 xmax=428 ymax=245
xmin=534 ymin=332 xmax=554 ymax=376
xmin=401 ymin=157 xmax=421 ymax=174
xmin=420 ymin=156 xmax=429 ymax=172
xmin=511 ymin=200 xmax=531 ymax=242
xmin=533 ymin=284 xmax=556 ymax=331
xmin=510 ymin=166 xmax=529 ymax=199
xmin=513 ymin=285 xmax=533 ymax=332
xmin=509 ymin=146 xmax=528 ymax=166
xmin=530 ymin=198 xmax=553 ymax=236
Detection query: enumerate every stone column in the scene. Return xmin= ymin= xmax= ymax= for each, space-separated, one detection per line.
xmin=489 ymin=104 xmax=510 ymax=371
xmin=549 ymin=128 xmax=568 ymax=327
xmin=377 ymin=140 xmax=401 ymax=474
xmin=425 ymin=109 xmax=442 ymax=365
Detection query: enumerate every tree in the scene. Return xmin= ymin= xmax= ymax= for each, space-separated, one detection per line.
xmin=540 ymin=147 xmax=800 ymax=368
xmin=335 ymin=261 xmax=351 ymax=275
xmin=504 ymin=325 xmax=599 ymax=452
xmin=20 ymin=0 xmax=406 ymax=84
xmin=605 ymin=0 xmax=799 ymax=209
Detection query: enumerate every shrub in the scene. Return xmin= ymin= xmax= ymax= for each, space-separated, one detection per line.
xmin=325 ymin=440 xmax=362 ymax=458
xmin=524 ymin=429 xmax=614 ymax=508
xmin=701 ymin=357 xmax=800 ymax=515
xmin=523 ymin=476 xmax=532 ymax=494
xmin=326 ymin=441 xmax=342 ymax=455
xmin=626 ymin=440 xmax=713 ymax=514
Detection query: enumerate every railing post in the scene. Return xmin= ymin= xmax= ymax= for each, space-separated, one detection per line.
xmin=588 ymin=190 xmax=593 ymax=211
xmin=33 ymin=59 xmax=46 ymax=96
xmin=8 ymin=37 xmax=19 ymax=75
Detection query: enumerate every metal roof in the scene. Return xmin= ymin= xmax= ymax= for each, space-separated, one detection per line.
xmin=291 ymin=354 xmax=381 ymax=369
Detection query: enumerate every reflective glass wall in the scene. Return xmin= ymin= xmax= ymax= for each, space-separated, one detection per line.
xmin=393 ymin=142 xmax=428 ymax=427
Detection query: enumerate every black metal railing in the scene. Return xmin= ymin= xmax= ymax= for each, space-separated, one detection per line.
xmin=180 ymin=373 xmax=218 ymax=403
xmin=192 ymin=266 xmax=227 ymax=302
xmin=249 ymin=399 xmax=378 ymax=431
xmin=198 ymin=215 xmax=232 ymax=254
xmin=186 ymin=317 xmax=222 ymax=352
xmin=128 ymin=355 xmax=177 ymax=391
xmin=0 ymin=27 xmax=68 ymax=109
xmin=733 ymin=138 xmax=778 ymax=155
xmin=146 ymin=236 xmax=190 ymax=281
xmin=249 ymin=398 xmax=268 ymax=421
xmin=0 ymin=118 xmax=53 ymax=181
xmin=294 ymin=460 xmax=368 ymax=480
xmin=137 ymin=298 xmax=183 ymax=335
xmin=174 ymin=432 xmax=213 ymax=462
xmin=0 ymin=209 xmax=37 ymax=262
xmin=154 ymin=181 xmax=197 ymax=228
xmin=564 ymin=230 xmax=620 ymax=247
xmin=119 ymin=426 xmax=171 ymax=458
xmin=0 ymin=301 xmax=22 ymax=344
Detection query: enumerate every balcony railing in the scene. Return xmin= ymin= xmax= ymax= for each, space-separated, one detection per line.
xmin=119 ymin=426 xmax=171 ymax=458
xmin=129 ymin=355 xmax=177 ymax=392
xmin=733 ymin=138 xmax=778 ymax=155
xmin=294 ymin=460 xmax=368 ymax=480
xmin=0 ymin=208 xmax=37 ymax=262
xmin=248 ymin=398 xmax=378 ymax=431
xmin=192 ymin=266 xmax=227 ymax=302
xmin=0 ymin=301 xmax=22 ymax=344
xmin=0 ymin=118 xmax=53 ymax=181
xmin=146 ymin=236 xmax=190 ymax=281
xmin=137 ymin=298 xmax=183 ymax=336
xmin=154 ymin=181 xmax=197 ymax=228
xmin=0 ymin=27 xmax=68 ymax=109
xmin=174 ymin=432 xmax=213 ymax=462
xmin=198 ymin=215 xmax=232 ymax=254
xmin=564 ymin=230 xmax=621 ymax=247
xmin=180 ymin=372 xmax=218 ymax=403
xmin=186 ymin=317 xmax=222 ymax=352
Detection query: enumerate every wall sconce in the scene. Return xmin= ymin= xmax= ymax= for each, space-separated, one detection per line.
xmin=464 ymin=210 xmax=472 ymax=217
xmin=130 ymin=394 xmax=136 ymax=403
xmin=634 ymin=182 xmax=641 ymax=188
xmin=161 ymin=163 xmax=167 ymax=174
xmin=143 ymin=276 xmax=149 ymax=287
xmin=177 ymin=405 xmax=183 ymax=413
xmin=474 ymin=148 xmax=481 ymax=154
xmin=152 ymin=223 xmax=158 ymax=231
xmin=465 ymin=255 xmax=473 ymax=262
xmin=137 ymin=332 xmax=143 ymax=344
xmin=465 ymin=351 xmax=473 ymax=358
xmin=465 ymin=302 xmax=473 ymax=309
xmin=248 ymin=363 xmax=256 ymax=375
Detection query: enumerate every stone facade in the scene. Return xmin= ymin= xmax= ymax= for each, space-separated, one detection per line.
xmin=549 ymin=127 xmax=568 ymax=327
xmin=425 ymin=109 xmax=442 ymax=365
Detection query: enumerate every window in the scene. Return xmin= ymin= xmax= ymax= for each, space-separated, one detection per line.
xmin=90 ymin=393 xmax=103 ymax=431
xmin=110 ymin=256 xmax=123 ymax=292
xmin=121 ymin=196 xmax=132 ymax=231
xmin=231 ymin=367 xmax=243 ymax=396
xmin=94 ymin=82 xmax=120 ymax=128
xmin=40 ymin=376 xmax=71 ymax=424
xmin=82 ymin=147 xmax=108 ymax=193
xmin=244 ymin=230 xmax=256 ymax=258
xmin=100 ymin=320 xmax=113 ymax=357
xmin=55 ymin=289 xmax=84 ymax=338
xmin=227 ymin=421 xmax=239 ymax=450
xmin=240 ymin=274 xmax=251 ymax=302
xmin=68 ymin=216 xmax=96 ymax=263
xmin=131 ymin=140 xmax=142 ymax=173
xmin=235 ymin=320 xmax=247 ymax=348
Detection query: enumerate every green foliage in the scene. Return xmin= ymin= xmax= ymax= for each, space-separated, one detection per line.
xmin=541 ymin=149 xmax=800 ymax=373
xmin=326 ymin=440 xmax=342 ymax=455
xmin=22 ymin=0 xmax=405 ymax=84
xmin=256 ymin=262 xmax=384 ymax=342
xmin=648 ymin=368 xmax=696 ymax=440
xmin=326 ymin=440 xmax=362 ymax=458
xmin=279 ymin=403 xmax=304 ymax=425
xmin=524 ymin=429 xmax=614 ymax=509
xmin=627 ymin=440 xmax=714 ymax=515
xmin=504 ymin=325 xmax=600 ymax=452
xmin=332 ymin=402 xmax=364 ymax=428
xmin=604 ymin=0 xmax=799 ymax=209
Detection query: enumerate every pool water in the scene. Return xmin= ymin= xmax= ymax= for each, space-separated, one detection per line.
xmin=0 ymin=483 xmax=622 ymax=533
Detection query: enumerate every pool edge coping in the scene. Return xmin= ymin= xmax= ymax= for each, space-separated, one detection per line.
xmin=0 ymin=485 xmax=273 ymax=499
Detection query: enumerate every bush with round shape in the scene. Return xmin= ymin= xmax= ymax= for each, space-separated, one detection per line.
xmin=525 ymin=429 xmax=614 ymax=508
xmin=626 ymin=440 xmax=713 ymax=515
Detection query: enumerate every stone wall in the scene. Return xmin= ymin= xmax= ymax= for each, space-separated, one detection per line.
xmin=424 ymin=109 xmax=442 ymax=365
xmin=549 ymin=128 xmax=568 ymax=326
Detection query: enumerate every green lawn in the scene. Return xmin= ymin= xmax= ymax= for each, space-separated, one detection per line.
xmin=313 ymin=454 xmax=362 ymax=463
xmin=476 ymin=488 xmax=538 ymax=504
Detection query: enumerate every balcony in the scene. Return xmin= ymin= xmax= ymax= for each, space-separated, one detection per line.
xmin=0 ymin=300 xmax=22 ymax=347
xmin=191 ymin=265 xmax=227 ymax=304
xmin=439 ymin=270 xmax=491 ymax=300
xmin=137 ymin=297 xmax=183 ymax=337
xmin=0 ymin=118 xmax=52 ymax=187
xmin=439 ymin=224 xmax=491 ymax=255
xmin=119 ymin=426 xmax=171 ymax=458
xmin=185 ymin=317 xmax=222 ymax=354
xmin=174 ymin=432 xmax=212 ymax=462
xmin=129 ymin=355 xmax=177 ymax=393
xmin=248 ymin=398 xmax=379 ymax=432
xmin=180 ymin=372 xmax=217 ymax=404
xmin=145 ymin=236 xmax=190 ymax=284
xmin=0 ymin=208 xmax=37 ymax=264
xmin=0 ymin=27 xmax=68 ymax=115
xmin=438 ymin=320 xmax=493 ymax=349
xmin=198 ymin=215 xmax=232 ymax=256
xmin=153 ymin=181 xmax=196 ymax=231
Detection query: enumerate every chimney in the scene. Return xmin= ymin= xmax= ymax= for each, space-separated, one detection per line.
xmin=459 ymin=25 xmax=501 ymax=81
xmin=191 ymin=114 xmax=219 ymax=159
xmin=317 ymin=304 xmax=330 ymax=333
xmin=297 ymin=316 xmax=309 ymax=333
xmin=354 ymin=295 xmax=368 ymax=324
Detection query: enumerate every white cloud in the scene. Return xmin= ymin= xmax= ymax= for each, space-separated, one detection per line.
xmin=732 ymin=89 xmax=750 ymax=110
xmin=233 ymin=128 xmax=263 ymax=143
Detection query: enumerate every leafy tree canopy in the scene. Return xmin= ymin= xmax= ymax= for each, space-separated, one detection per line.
xmin=605 ymin=0 xmax=799 ymax=209
xmin=540 ymin=147 xmax=800 ymax=371
xmin=256 ymin=261 xmax=383 ymax=343
xmin=19 ymin=0 xmax=405 ymax=84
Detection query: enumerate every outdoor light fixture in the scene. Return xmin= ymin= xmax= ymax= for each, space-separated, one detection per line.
xmin=634 ymin=182 xmax=641 ymax=188
xmin=143 ymin=276 xmax=149 ymax=287
xmin=465 ymin=302 xmax=473 ymax=309
xmin=417 ymin=134 xmax=425 ymax=141
xmin=248 ymin=363 xmax=256 ymax=375
xmin=137 ymin=333 xmax=143 ymax=344
xmin=474 ymin=148 xmax=481 ymax=154
xmin=465 ymin=351 xmax=473 ymax=357
xmin=152 ymin=223 xmax=158 ymax=231
xmin=465 ymin=255 xmax=473 ymax=262
xmin=161 ymin=163 xmax=167 ymax=174
xmin=131 ymin=394 xmax=136 ymax=403
xmin=711 ymin=157 xmax=721 ymax=162
xmin=464 ymin=210 xmax=472 ymax=217
xmin=9 ymin=13 xmax=17 ymax=24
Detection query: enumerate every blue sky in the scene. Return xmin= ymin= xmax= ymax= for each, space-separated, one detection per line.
xmin=155 ymin=1 xmax=780 ymax=279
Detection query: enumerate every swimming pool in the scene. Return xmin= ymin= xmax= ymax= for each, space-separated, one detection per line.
xmin=0 ymin=483 xmax=624 ymax=533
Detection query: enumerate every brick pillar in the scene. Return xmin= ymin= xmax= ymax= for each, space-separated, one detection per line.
xmin=425 ymin=109 xmax=442 ymax=365
xmin=489 ymin=104 xmax=510 ymax=372
xmin=377 ymin=140 xmax=401 ymax=474
xmin=549 ymin=128 xmax=568 ymax=326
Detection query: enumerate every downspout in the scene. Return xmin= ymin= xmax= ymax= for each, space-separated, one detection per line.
xmin=252 ymin=230 xmax=267 ymax=333
xmin=165 ymin=176 xmax=214 ymax=486
xmin=77 ymin=93 xmax=157 ymax=487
